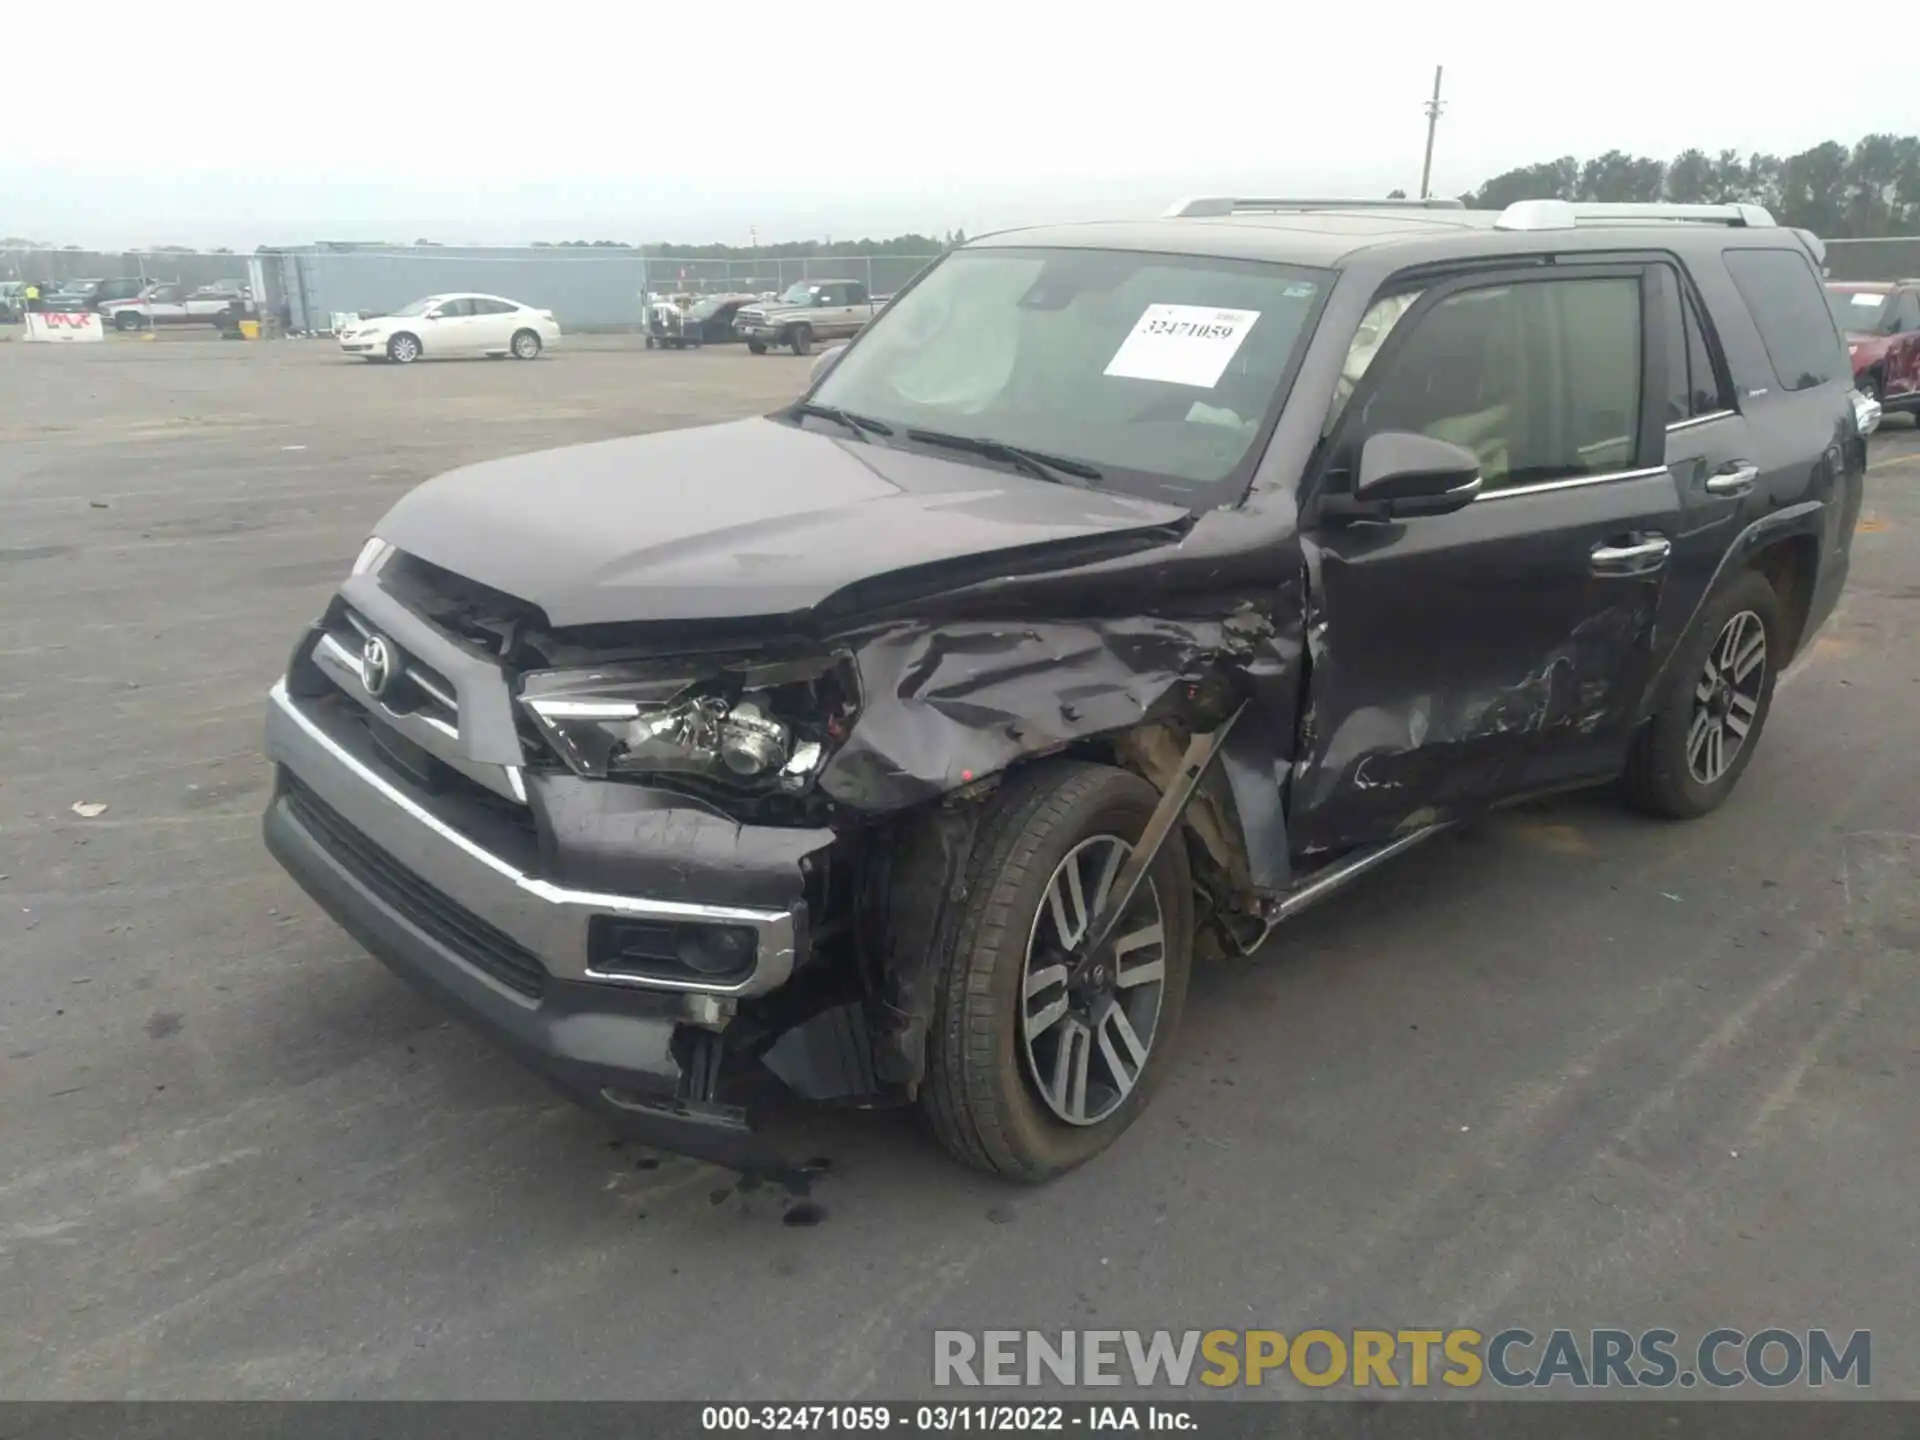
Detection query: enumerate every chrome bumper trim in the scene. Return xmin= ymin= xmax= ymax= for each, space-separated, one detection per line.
xmin=265 ymin=680 xmax=798 ymax=996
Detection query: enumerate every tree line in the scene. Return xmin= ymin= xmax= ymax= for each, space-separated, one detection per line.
xmin=1454 ymin=134 xmax=1920 ymax=238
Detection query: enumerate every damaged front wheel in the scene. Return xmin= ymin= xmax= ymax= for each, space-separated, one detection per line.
xmin=922 ymin=761 xmax=1193 ymax=1181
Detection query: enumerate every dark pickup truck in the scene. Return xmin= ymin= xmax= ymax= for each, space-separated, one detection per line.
xmin=263 ymin=197 xmax=1872 ymax=1182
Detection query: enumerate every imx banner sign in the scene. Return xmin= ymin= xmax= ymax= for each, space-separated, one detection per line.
xmin=24 ymin=310 xmax=105 ymax=342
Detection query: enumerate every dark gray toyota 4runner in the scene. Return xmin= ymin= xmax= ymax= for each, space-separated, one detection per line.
xmin=263 ymin=197 xmax=1876 ymax=1181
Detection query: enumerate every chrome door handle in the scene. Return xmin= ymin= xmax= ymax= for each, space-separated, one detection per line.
xmin=1590 ymin=536 xmax=1672 ymax=576
xmin=1704 ymin=463 xmax=1759 ymax=496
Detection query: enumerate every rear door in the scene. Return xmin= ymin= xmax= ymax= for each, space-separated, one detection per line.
xmin=1292 ymin=262 xmax=1681 ymax=855
xmin=1643 ymin=260 xmax=1756 ymax=690
xmin=469 ymin=297 xmax=520 ymax=351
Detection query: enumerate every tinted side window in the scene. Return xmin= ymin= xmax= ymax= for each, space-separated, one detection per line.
xmin=1894 ymin=290 xmax=1920 ymax=334
xmin=1357 ymin=275 xmax=1642 ymax=492
xmin=1660 ymin=267 xmax=1734 ymax=422
xmin=1723 ymin=248 xmax=1845 ymax=392
xmin=436 ymin=298 xmax=473 ymax=317
xmin=471 ymin=298 xmax=514 ymax=315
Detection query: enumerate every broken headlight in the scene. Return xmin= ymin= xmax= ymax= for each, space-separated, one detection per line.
xmin=518 ymin=655 xmax=854 ymax=794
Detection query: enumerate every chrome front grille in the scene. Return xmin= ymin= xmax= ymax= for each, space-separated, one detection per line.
xmin=333 ymin=606 xmax=459 ymax=734
xmin=310 ymin=599 xmax=528 ymax=806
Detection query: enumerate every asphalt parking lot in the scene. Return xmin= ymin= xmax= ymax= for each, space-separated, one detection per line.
xmin=3 ymin=336 xmax=1918 ymax=1400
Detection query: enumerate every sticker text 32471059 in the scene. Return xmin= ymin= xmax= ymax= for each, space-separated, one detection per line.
xmin=1104 ymin=304 xmax=1261 ymax=389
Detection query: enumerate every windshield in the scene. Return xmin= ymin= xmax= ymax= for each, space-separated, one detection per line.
xmin=778 ymin=282 xmax=816 ymax=305
xmin=1827 ymin=286 xmax=1890 ymax=334
xmin=809 ymin=247 xmax=1329 ymax=503
xmin=391 ymin=297 xmax=440 ymax=318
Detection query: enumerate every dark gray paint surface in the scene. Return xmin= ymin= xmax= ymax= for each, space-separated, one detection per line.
xmin=1 ymin=340 xmax=1916 ymax=1398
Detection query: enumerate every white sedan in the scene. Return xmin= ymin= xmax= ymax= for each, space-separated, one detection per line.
xmin=338 ymin=293 xmax=561 ymax=363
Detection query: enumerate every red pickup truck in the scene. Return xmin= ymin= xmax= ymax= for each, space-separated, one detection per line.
xmin=1827 ymin=280 xmax=1920 ymax=419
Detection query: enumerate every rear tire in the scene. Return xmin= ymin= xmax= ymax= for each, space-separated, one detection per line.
xmin=511 ymin=328 xmax=542 ymax=360
xmin=1623 ymin=568 xmax=1785 ymax=819
xmin=920 ymin=761 xmax=1193 ymax=1182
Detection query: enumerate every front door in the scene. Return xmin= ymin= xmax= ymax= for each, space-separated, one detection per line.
xmin=1290 ymin=261 xmax=1681 ymax=857
xmin=427 ymin=297 xmax=478 ymax=354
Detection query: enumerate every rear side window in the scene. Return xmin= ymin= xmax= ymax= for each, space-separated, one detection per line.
xmin=1659 ymin=267 xmax=1734 ymax=422
xmin=1723 ymin=248 xmax=1845 ymax=392
xmin=1352 ymin=275 xmax=1642 ymax=492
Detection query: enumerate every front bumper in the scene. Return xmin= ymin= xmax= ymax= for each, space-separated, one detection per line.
xmin=261 ymin=679 xmax=825 ymax=1168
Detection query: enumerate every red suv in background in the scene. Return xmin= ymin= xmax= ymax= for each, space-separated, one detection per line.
xmin=1827 ymin=280 xmax=1920 ymax=420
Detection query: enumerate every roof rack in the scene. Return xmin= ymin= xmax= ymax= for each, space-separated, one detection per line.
xmin=1494 ymin=200 xmax=1776 ymax=232
xmin=1164 ymin=196 xmax=1467 ymax=219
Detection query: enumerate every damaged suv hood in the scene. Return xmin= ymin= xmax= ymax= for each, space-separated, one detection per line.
xmin=375 ymin=418 xmax=1191 ymax=626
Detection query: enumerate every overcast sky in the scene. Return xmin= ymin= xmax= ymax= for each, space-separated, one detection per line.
xmin=5 ymin=0 xmax=1913 ymax=250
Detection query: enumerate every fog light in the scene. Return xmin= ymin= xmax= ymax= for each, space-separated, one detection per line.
xmin=588 ymin=918 xmax=759 ymax=985
xmin=676 ymin=925 xmax=755 ymax=976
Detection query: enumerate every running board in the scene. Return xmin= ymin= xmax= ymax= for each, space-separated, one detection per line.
xmin=1229 ymin=823 xmax=1454 ymax=956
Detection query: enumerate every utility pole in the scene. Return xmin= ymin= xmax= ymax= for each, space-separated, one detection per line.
xmin=1418 ymin=65 xmax=1445 ymax=200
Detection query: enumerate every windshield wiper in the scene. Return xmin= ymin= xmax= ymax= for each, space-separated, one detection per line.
xmin=903 ymin=428 xmax=1102 ymax=489
xmin=790 ymin=402 xmax=895 ymax=441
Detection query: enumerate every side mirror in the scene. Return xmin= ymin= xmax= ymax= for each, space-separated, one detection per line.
xmin=810 ymin=344 xmax=848 ymax=385
xmin=1852 ymin=387 xmax=1882 ymax=437
xmin=1320 ymin=431 xmax=1483 ymax=523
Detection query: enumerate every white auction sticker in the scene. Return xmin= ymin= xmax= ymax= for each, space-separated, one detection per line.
xmin=1851 ymin=292 xmax=1885 ymax=307
xmin=1104 ymin=304 xmax=1261 ymax=388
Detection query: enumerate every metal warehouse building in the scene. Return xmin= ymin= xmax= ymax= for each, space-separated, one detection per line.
xmin=250 ymin=243 xmax=943 ymax=335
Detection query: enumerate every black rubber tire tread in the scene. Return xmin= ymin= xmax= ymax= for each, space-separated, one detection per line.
xmin=1623 ymin=567 xmax=1785 ymax=820
xmin=511 ymin=328 xmax=542 ymax=359
xmin=920 ymin=759 xmax=1191 ymax=1182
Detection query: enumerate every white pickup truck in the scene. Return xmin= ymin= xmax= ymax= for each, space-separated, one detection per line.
xmin=734 ymin=279 xmax=888 ymax=355
xmin=100 ymin=282 xmax=251 ymax=332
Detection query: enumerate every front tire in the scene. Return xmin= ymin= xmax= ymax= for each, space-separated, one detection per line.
xmin=789 ymin=323 xmax=813 ymax=356
xmin=747 ymin=340 xmax=767 ymax=355
xmin=511 ymin=328 xmax=542 ymax=360
xmin=387 ymin=332 xmax=421 ymax=364
xmin=921 ymin=761 xmax=1193 ymax=1182
xmin=1624 ymin=568 xmax=1785 ymax=819
xmin=114 ymin=311 xmax=144 ymax=332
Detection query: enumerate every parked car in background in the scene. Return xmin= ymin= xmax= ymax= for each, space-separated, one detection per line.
xmin=50 ymin=277 xmax=150 ymax=314
xmin=261 ymin=196 xmax=1867 ymax=1182
xmin=648 ymin=293 xmax=761 ymax=349
xmin=735 ymin=279 xmax=887 ymax=355
xmin=1827 ymin=279 xmax=1920 ymax=420
xmin=99 ymin=282 xmax=241 ymax=331
xmin=336 ymin=293 xmax=560 ymax=364
xmin=0 ymin=282 xmax=24 ymax=322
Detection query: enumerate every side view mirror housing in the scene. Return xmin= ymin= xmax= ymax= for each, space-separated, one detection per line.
xmin=1852 ymin=386 xmax=1882 ymax=437
xmin=810 ymin=343 xmax=848 ymax=385
xmin=1319 ymin=431 xmax=1484 ymax=523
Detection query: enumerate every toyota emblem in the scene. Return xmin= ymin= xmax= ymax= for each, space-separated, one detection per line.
xmin=361 ymin=633 xmax=395 ymax=699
